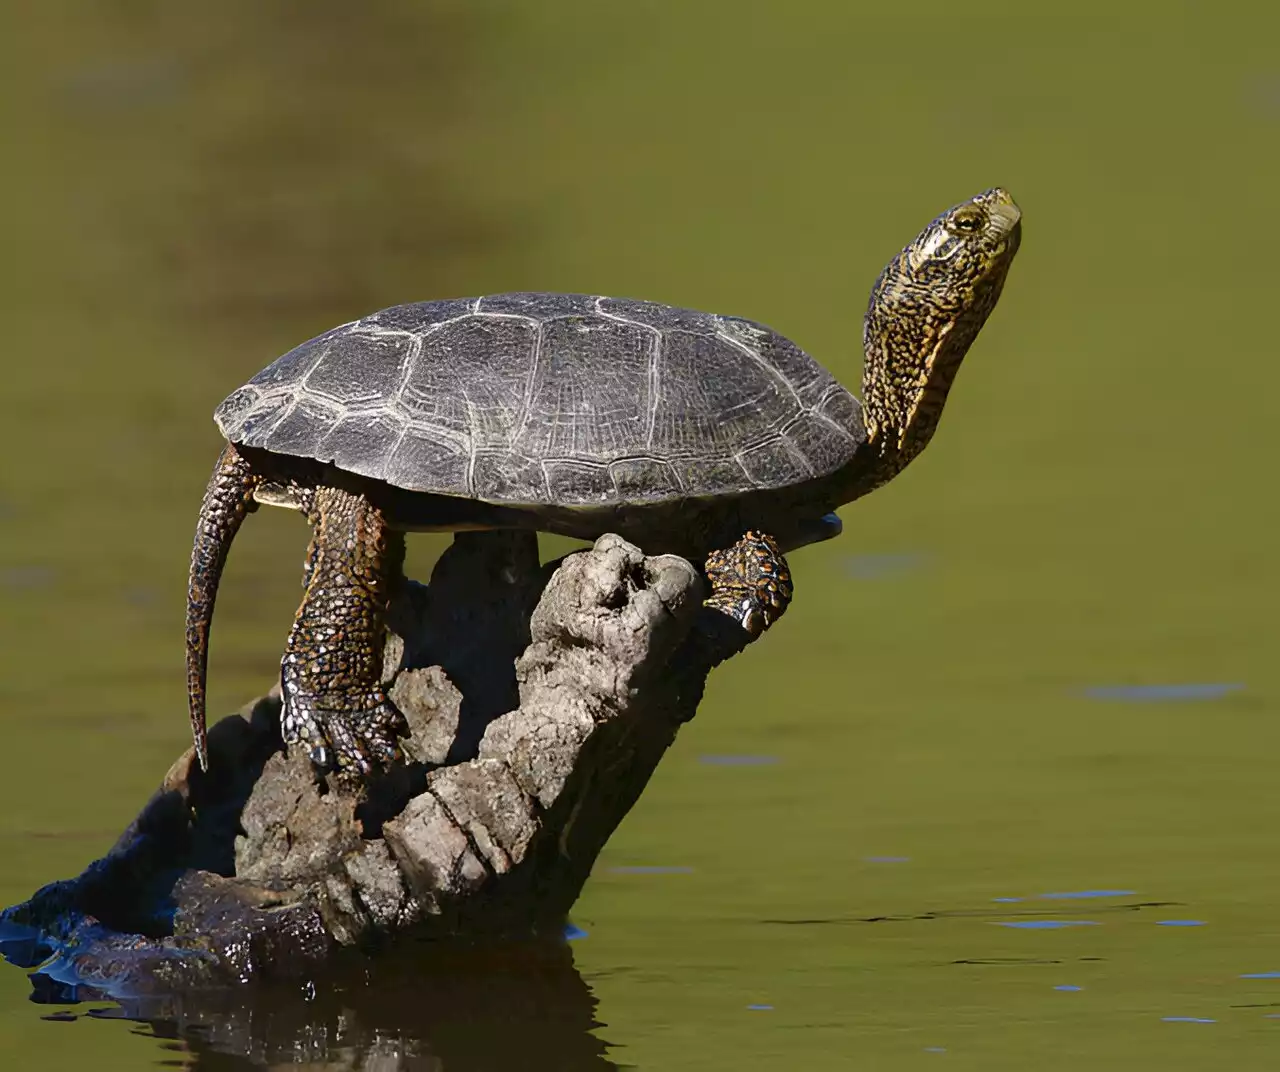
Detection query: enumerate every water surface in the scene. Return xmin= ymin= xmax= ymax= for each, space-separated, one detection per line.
xmin=2 ymin=3 xmax=1278 ymax=1069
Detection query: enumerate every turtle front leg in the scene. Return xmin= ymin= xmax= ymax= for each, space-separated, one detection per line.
xmin=703 ymin=531 xmax=793 ymax=639
xmin=281 ymin=486 xmax=407 ymax=775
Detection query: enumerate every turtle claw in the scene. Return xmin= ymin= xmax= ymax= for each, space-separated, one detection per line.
xmin=281 ymin=683 xmax=406 ymax=776
xmin=309 ymin=742 xmax=331 ymax=771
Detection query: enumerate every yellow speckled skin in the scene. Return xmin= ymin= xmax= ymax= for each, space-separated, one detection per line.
xmin=856 ymin=189 xmax=1022 ymax=493
xmin=703 ymin=532 xmax=793 ymax=638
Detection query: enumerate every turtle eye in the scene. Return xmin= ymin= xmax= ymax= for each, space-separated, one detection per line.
xmin=950 ymin=209 xmax=984 ymax=234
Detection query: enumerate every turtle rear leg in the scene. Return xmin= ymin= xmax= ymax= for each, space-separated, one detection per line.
xmin=703 ymin=531 xmax=794 ymax=639
xmin=187 ymin=444 xmax=260 ymax=771
xmin=281 ymin=486 xmax=407 ymax=776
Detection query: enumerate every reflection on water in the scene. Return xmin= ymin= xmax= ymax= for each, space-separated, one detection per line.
xmin=841 ymin=552 xmax=927 ymax=580
xmin=608 ymin=866 xmax=694 ymax=875
xmin=0 ymin=567 xmax=56 ymax=591
xmin=996 ymin=921 xmax=1099 ymax=929
xmin=1082 ymin=683 xmax=1246 ymax=702
xmin=57 ymin=56 xmax=185 ymax=112
xmin=1039 ymin=890 xmax=1136 ymax=899
xmin=759 ymin=898 xmax=1179 ymax=929
xmin=70 ymin=941 xmax=617 ymax=1071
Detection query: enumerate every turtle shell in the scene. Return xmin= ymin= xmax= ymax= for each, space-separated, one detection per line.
xmin=216 ymin=293 xmax=864 ymax=507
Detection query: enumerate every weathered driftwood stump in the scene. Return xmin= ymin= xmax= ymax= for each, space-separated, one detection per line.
xmin=1 ymin=532 xmax=749 ymax=999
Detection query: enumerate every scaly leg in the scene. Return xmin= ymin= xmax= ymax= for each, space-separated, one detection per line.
xmin=187 ymin=444 xmax=260 ymax=771
xmin=702 ymin=531 xmax=793 ymax=639
xmin=281 ymin=485 xmax=407 ymax=775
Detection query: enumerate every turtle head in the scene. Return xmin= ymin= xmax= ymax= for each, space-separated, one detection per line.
xmin=860 ymin=188 xmax=1021 ymax=473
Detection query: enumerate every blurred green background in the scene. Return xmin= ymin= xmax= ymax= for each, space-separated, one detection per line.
xmin=2 ymin=2 xmax=1278 ymax=1068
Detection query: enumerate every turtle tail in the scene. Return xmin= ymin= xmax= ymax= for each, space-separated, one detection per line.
xmin=186 ymin=443 xmax=258 ymax=771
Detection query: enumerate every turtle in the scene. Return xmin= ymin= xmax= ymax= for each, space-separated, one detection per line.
xmin=186 ymin=187 xmax=1021 ymax=776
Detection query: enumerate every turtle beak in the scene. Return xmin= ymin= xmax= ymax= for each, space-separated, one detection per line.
xmin=984 ymin=189 xmax=1022 ymax=242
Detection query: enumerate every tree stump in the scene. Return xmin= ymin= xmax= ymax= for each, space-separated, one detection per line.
xmin=1 ymin=532 xmax=751 ymax=999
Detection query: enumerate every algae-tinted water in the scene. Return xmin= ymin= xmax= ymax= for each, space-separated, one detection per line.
xmin=2 ymin=3 xmax=1279 ymax=1069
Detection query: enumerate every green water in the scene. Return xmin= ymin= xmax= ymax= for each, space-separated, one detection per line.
xmin=3 ymin=3 xmax=1279 ymax=1068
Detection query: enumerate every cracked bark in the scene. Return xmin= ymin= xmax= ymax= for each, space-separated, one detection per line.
xmin=0 ymin=532 xmax=749 ymax=995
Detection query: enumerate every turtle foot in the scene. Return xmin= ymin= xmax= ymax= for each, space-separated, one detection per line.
xmin=280 ymin=684 xmax=407 ymax=776
xmin=703 ymin=530 xmax=793 ymax=639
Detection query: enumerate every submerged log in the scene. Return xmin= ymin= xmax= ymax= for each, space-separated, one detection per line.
xmin=0 ymin=532 xmax=750 ymax=997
